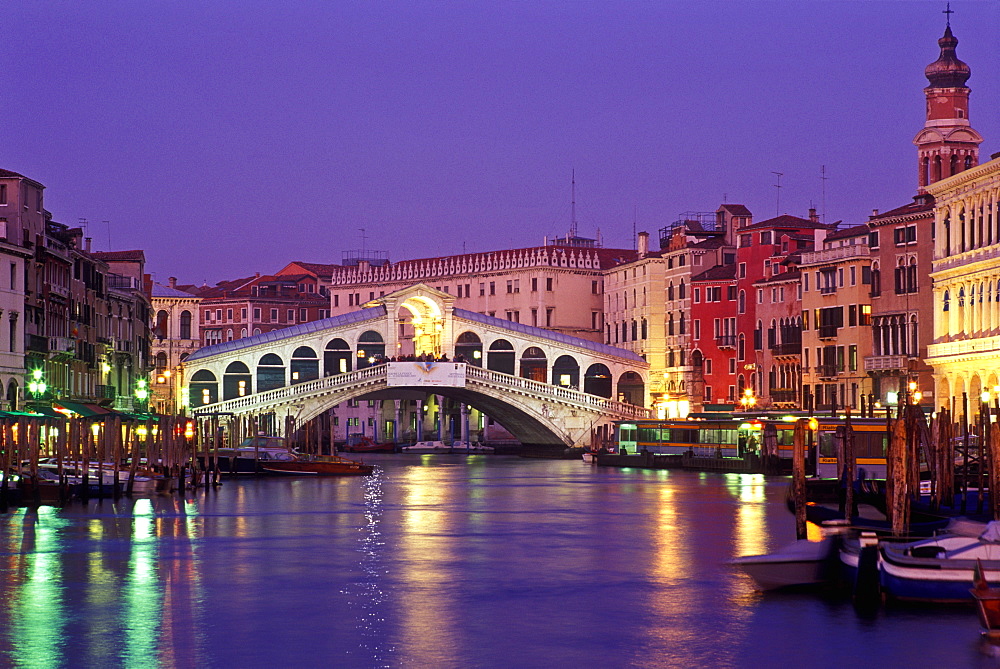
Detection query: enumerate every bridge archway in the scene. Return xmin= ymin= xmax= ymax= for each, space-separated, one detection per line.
xmin=455 ymin=331 xmax=483 ymax=366
xmin=357 ymin=331 xmax=385 ymax=368
xmin=223 ymin=361 xmax=251 ymax=400
xmin=191 ymin=369 xmax=219 ymax=406
xmin=397 ymin=295 xmax=444 ymax=356
xmin=520 ymin=347 xmax=547 ymax=382
xmin=584 ymin=363 xmax=612 ymax=398
xmin=488 ymin=339 xmax=515 ymax=374
xmin=291 ymin=346 xmax=319 ymax=383
xmin=552 ymin=355 xmax=580 ymax=389
xmin=325 ymin=338 xmax=352 ymax=376
xmin=257 ymin=354 xmax=285 ymax=392
xmin=618 ymin=371 xmax=644 ymax=405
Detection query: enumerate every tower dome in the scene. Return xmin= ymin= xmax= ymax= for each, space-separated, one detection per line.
xmin=924 ymin=25 xmax=970 ymax=88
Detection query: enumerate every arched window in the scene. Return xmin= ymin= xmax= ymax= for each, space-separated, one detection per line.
xmin=667 ymin=282 xmax=675 ymax=301
xmin=324 ymin=338 xmax=352 ymax=376
xmin=256 ymin=353 xmax=285 ymax=392
xmin=154 ymin=310 xmax=168 ymax=339
xmin=641 ymin=319 xmax=648 ymax=340
xmin=357 ymin=331 xmax=385 ymax=368
xmin=223 ymin=361 xmax=251 ymax=400
xmin=290 ymin=346 xmax=319 ymax=383
xmin=738 ymin=290 xmax=746 ymax=314
xmin=943 ymin=290 xmax=950 ymax=312
xmin=679 ymin=313 xmax=686 ymax=335
xmin=155 ymin=352 xmax=167 ymax=371
xmin=907 ymin=258 xmax=917 ymax=294
xmin=487 ymin=339 xmax=515 ymax=375
xmin=552 ymin=355 xmax=580 ymax=388
xmin=190 ymin=369 xmax=218 ymax=406
xmin=584 ymin=363 xmax=612 ymax=398
xmin=679 ymin=281 xmax=686 ymax=300
xmin=958 ymin=287 xmax=966 ymax=307
xmin=631 ymin=320 xmax=637 ymax=340
xmin=180 ymin=311 xmax=192 ymax=339
xmin=667 ymin=314 xmax=674 ymax=336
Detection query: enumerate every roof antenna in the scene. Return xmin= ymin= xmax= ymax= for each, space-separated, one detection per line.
xmin=771 ymin=172 xmax=783 ymax=217
xmin=359 ymin=227 xmax=367 ymax=253
xmin=820 ymin=165 xmax=828 ymax=224
xmin=570 ymin=169 xmax=578 ymax=240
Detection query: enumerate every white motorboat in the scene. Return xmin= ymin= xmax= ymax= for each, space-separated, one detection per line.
xmin=732 ymin=537 xmax=838 ymax=591
xmin=400 ymin=441 xmax=453 ymax=454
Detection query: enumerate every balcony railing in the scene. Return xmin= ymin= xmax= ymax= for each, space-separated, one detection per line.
xmin=770 ymin=342 xmax=801 ymax=356
xmin=863 ymin=355 xmax=909 ymax=372
xmin=769 ymin=389 xmax=798 ymax=403
xmin=819 ymin=285 xmax=837 ymax=295
xmin=716 ymin=335 xmax=737 ymax=348
xmin=26 ymin=334 xmax=48 ymax=353
xmin=818 ymin=325 xmax=839 ymax=339
xmin=816 ymin=364 xmax=840 ymax=378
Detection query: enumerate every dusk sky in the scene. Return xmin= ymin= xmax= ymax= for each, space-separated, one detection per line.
xmin=3 ymin=2 xmax=999 ymax=286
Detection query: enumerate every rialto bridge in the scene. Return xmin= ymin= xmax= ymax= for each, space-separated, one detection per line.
xmin=183 ymin=284 xmax=651 ymax=448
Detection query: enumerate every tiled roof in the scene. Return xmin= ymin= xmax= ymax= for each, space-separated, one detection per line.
xmin=754 ymin=268 xmax=801 ymax=286
xmin=825 ymin=224 xmax=870 ymax=242
xmin=151 ymin=284 xmax=199 ymax=298
xmin=719 ymin=204 xmax=753 ymax=217
xmin=186 ymin=306 xmax=387 ymax=361
xmin=93 ymin=250 xmax=146 ymax=262
xmin=691 ymin=237 xmax=730 ymax=249
xmin=869 ymin=196 xmax=935 ymax=223
xmin=692 ymin=265 xmax=736 ymax=281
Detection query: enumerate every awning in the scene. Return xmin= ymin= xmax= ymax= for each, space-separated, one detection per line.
xmin=0 ymin=408 xmax=63 ymax=420
xmin=54 ymin=401 xmax=114 ymax=418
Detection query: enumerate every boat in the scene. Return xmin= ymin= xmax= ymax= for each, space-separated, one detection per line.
xmin=209 ymin=435 xmax=298 ymax=475
xmin=878 ymin=519 xmax=1000 ymax=602
xmin=972 ymin=559 xmax=1000 ymax=636
xmin=731 ymin=537 xmax=839 ymax=591
xmin=582 ymin=451 xmax=598 ymax=464
xmin=400 ymin=441 xmax=453 ymax=454
xmin=342 ymin=434 xmax=396 ymax=453
xmin=260 ymin=454 xmax=373 ymax=476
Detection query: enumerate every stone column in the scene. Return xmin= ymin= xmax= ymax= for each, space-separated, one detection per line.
xmin=393 ymin=399 xmax=401 ymax=444
xmin=416 ymin=399 xmax=424 ymax=442
xmin=460 ymin=403 xmax=469 ymax=447
xmin=437 ymin=394 xmax=446 ymax=442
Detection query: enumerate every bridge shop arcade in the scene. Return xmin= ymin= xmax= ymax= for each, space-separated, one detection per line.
xmin=182 ymin=285 xmax=652 ymax=452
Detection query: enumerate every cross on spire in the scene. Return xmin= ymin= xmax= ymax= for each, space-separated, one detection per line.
xmin=943 ymin=2 xmax=954 ymax=27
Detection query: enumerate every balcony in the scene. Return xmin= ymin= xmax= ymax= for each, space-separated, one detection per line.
xmin=864 ymin=354 xmax=909 ymax=372
xmin=818 ymin=325 xmax=839 ymax=339
xmin=769 ymin=389 xmax=798 ymax=403
xmin=819 ymin=285 xmax=837 ymax=295
xmin=770 ymin=342 xmax=801 ymax=356
xmin=801 ymin=243 xmax=870 ymax=265
xmin=816 ymin=364 xmax=840 ymax=378
xmin=716 ymin=335 xmax=737 ymax=348
xmin=95 ymin=384 xmax=116 ymax=399
xmin=26 ymin=334 xmax=48 ymax=353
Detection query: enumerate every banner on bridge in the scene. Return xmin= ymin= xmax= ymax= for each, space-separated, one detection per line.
xmin=386 ymin=362 xmax=467 ymax=387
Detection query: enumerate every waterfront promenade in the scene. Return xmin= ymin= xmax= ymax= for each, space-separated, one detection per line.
xmin=0 ymin=455 xmax=991 ymax=667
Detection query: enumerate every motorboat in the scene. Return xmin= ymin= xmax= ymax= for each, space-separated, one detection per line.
xmin=342 ymin=434 xmax=396 ymax=453
xmin=260 ymin=454 xmax=373 ymax=476
xmin=972 ymin=559 xmax=1000 ymax=636
xmin=731 ymin=537 xmax=839 ymax=591
xmin=209 ymin=436 xmax=297 ymax=475
xmin=399 ymin=441 xmax=453 ymax=454
xmin=878 ymin=519 xmax=1000 ymax=602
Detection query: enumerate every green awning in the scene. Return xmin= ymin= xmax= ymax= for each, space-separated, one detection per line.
xmin=54 ymin=401 xmax=113 ymax=418
xmin=0 ymin=409 xmax=62 ymax=420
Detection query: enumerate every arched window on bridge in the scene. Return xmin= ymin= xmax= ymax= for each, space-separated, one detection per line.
xmin=325 ymin=338 xmax=352 ymax=376
xmin=154 ymin=310 xmax=168 ymax=339
xmin=256 ymin=354 xmax=286 ymax=392
xmin=290 ymin=346 xmax=319 ymax=383
xmin=552 ymin=355 xmax=580 ymax=389
xmin=223 ymin=361 xmax=252 ymax=400
xmin=190 ymin=369 xmax=219 ymax=407
xmin=519 ymin=347 xmax=547 ymax=383
xmin=584 ymin=363 xmax=612 ymax=398
xmin=617 ymin=371 xmax=644 ymax=405
xmin=455 ymin=331 xmax=483 ymax=366
xmin=357 ymin=331 xmax=385 ymax=369
xmin=487 ymin=340 xmax=515 ymax=375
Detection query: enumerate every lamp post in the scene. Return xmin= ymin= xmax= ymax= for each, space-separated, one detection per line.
xmin=27 ymin=368 xmax=47 ymax=409
xmin=135 ymin=377 xmax=149 ymax=414
xmin=739 ymin=387 xmax=757 ymax=413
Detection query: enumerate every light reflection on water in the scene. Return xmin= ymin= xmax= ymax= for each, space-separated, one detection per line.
xmin=0 ymin=457 xmax=990 ymax=668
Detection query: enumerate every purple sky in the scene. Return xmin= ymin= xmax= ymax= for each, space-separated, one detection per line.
xmin=3 ymin=2 xmax=999 ymax=286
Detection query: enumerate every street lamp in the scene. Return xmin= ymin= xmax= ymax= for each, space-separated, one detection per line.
xmin=27 ymin=368 xmax=47 ymax=407
xmin=135 ymin=378 xmax=149 ymax=412
xmin=740 ymin=388 xmax=757 ymax=412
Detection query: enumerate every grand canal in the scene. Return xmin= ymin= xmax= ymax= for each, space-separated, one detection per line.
xmin=0 ymin=455 xmax=993 ymax=668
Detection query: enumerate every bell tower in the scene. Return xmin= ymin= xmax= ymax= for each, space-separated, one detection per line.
xmin=913 ymin=16 xmax=983 ymax=191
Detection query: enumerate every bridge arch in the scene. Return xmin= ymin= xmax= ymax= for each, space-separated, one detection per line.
xmin=325 ymin=338 xmax=352 ymax=376
xmin=618 ymin=371 xmax=644 ymax=405
xmin=487 ymin=339 xmax=515 ymax=374
xmin=257 ymin=354 xmax=285 ymax=392
xmin=291 ymin=346 xmax=319 ymax=383
xmin=357 ymin=331 xmax=385 ymax=368
xmin=455 ymin=331 xmax=483 ymax=365
xmin=191 ymin=369 xmax=219 ymax=407
xmin=519 ymin=346 xmax=547 ymax=382
xmin=223 ymin=361 xmax=251 ymax=400
xmin=584 ymin=363 xmax=612 ymax=398
xmin=552 ymin=355 xmax=580 ymax=389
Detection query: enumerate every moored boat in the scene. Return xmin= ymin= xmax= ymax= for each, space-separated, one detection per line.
xmin=972 ymin=559 xmax=1000 ymax=636
xmin=261 ymin=454 xmax=373 ymax=476
xmin=878 ymin=520 xmax=1000 ymax=602
xmin=732 ymin=537 xmax=839 ymax=591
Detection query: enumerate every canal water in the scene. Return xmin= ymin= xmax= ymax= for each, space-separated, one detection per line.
xmin=0 ymin=455 xmax=995 ymax=668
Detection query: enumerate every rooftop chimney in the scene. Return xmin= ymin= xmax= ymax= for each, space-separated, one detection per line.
xmin=808 ymin=208 xmax=818 ymax=223
xmin=637 ymin=231 xmax=649 ymax=258
xmin=84 ymin=237 xmax=92 ymax=252
xmin=168 ymin=277 xmax=177 ymax=288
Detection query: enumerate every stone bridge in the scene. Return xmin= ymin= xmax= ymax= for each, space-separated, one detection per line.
xmin=183 ymin=284 xmax=651 ymax=448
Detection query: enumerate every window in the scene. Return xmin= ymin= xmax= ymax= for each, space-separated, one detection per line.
xmin=546 ymin=278 xmax=553 ymax=291
xmin=705 ymin=359 xmax=712 ymax=374
xmin=300 ymin=308 xmax=307 ymax=321
xmin=848 ymin=305 xmax=857 ymax=326
xmin=227 ymin=308 xmax=233 ymax=320
xmin=869 ymin=230 xmax=880 ymax=248
xmin=270 ymin=308 xmax=278 ymax=321
xmin=860 ymin=305 xmax=871 ymax=326
xmin=729 ymin=359 xmax=736 ymax=374
xmin=739 ymin=234 xmax=751 ymax=248
xmin=287 ymin=309 xmax=294 ymax=322
xmin=738 ymin=290 xmax=746 ymax=314
xmin=694 ymin=319 xmax=701 ymax=340
xmin=216 ymin=309 xmax=222 ymax=321
xmin=850 ymin=266 xmax=857 ymax=286
xmin=757 ymin=288 xmax=764 ymax=304
xmin=0 ymin=184 xmax=6 ymax=205
xmin=760 ymin=231 xmax=772 ymax=245
xmin=849 ymin=345 xmax=858 ymax=371
xmin=489 ymin=282 xmax=496 ymax=296
xmin=739 ymin=263 xmax=746 ymax=278
xmin=546 ymin=308 xmax=554 ymax=327
xmin=253 ymin=308 xmax=261 ymax=320
xmin=694 ymin=288 xmax=701 ymax=303
xmin=591 ymin=280 xmax=598 ymax=294
xmin=727 ymin=286 xmax=736 ymax=301
xmin=333 ymin=294 xmax=339 ymax=307
xmin=480 ymin=283 xmax=486 ymax=296
xmin=241 ymin=308 xmax=248 ymax=319
xmin=804 ymin=273 xmax=809 ymax=292
xmin=506 ymin=280 xmax=513 ymax=294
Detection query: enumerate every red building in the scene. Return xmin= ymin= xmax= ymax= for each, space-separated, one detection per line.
xmin=690 ymin=264 xmax=737 ymax=408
